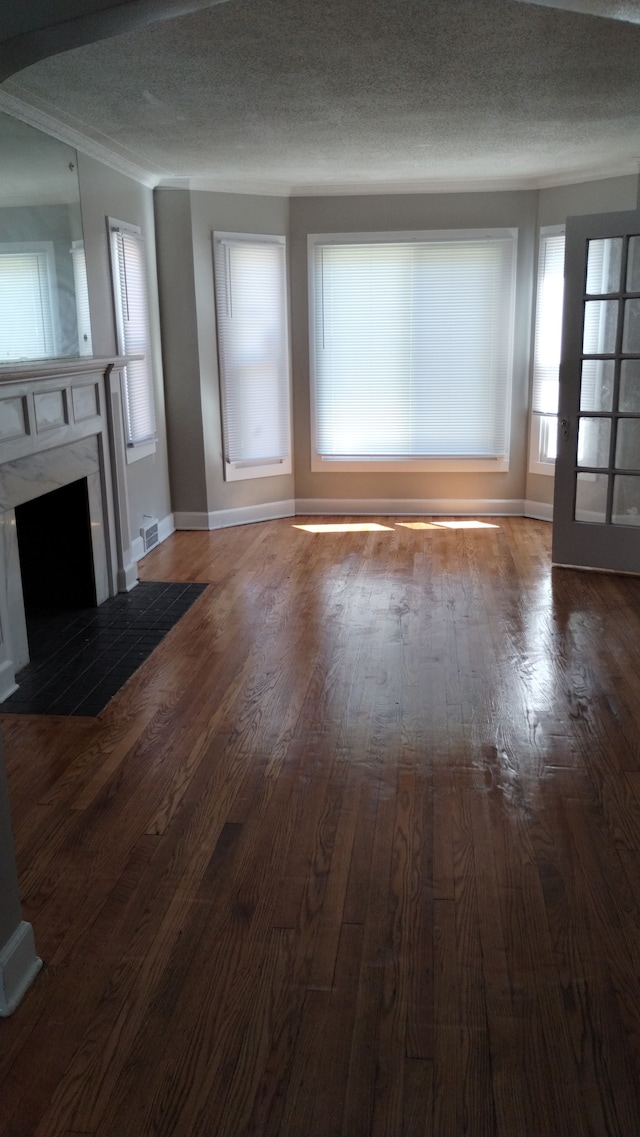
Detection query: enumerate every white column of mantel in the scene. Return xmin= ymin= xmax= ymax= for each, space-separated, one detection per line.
xmin=104 ymin=364 xmax=137 ymax=592
xmin=0 ymin=731 xmax=41 ymax=1016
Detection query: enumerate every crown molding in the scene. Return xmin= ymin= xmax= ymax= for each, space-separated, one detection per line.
xmin=1 ymin=87 xmax=638 ymax=197
xmin=157 ymin=164 xmax=640 ymax=198
xmin=0 ymin=86 xmax=165 ymax=187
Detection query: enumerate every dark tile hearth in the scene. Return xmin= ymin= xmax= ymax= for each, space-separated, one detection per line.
xmin=1 ymin=581 xmax=207 ymax=717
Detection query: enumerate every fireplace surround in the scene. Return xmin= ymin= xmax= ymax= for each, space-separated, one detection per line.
xmin=0 ymin=357 xmax=138 ymax=702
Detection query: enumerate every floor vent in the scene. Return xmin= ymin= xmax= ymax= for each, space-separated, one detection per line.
xmin=140 ymin=516 xmax=159 ymax=553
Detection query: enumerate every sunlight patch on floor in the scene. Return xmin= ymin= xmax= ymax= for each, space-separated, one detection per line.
xmin=293 ymin=523 xmax=394 ymax=533
xmin=397 ymin=520 xmax=500 ymax=530
xmin=396 ymin=522 xmax=443 ymax=530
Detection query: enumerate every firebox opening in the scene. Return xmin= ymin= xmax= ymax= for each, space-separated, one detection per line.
xmin=15 ymin=478 xmax=97 ymax=616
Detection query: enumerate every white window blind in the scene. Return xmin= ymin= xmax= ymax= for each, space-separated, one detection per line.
xmin=311 ymin=233 xmax=516 ymax=461
xmin=213 ymin=234 xmax=291 ymax=477
xmin=0 ymin=248 xmax=55 ymax=362
xmin=532 ymin=230 xmax=565 ymax=417
xmin=109 ymin=222 xmax=156 ymax=447
xmin=70 ymin=241 xmax=93 ymax=357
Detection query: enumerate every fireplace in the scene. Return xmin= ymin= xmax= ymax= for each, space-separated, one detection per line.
xmin=16 ymin=479 xmax=97 ymax=617
xmin=0 ymin=357 xmax=138 ymax=701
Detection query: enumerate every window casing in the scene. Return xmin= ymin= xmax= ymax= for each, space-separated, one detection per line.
xmin=108 ymin=218 xmax=156 ymax=459
xmin=213 ymin=233 xmax=291 ymax=482
xmin=70 ymin=240 xmax=93 ymax=357
xmin=308 ymin=229 xmax=517 ymax=473
xmin=529 ymin=226 xmax=565 ymax=475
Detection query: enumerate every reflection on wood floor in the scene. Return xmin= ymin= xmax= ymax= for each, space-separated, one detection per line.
xmin=2 ymin=516 xmax=640 ymax=1137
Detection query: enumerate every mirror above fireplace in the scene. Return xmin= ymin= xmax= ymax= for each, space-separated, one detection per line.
xmin=0 ymin=111 xmax=93 ymax=364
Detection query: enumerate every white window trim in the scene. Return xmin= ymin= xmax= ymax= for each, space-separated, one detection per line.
xmin=107 ymin=217 xmax=156 ymax=463
xmin=529 ymin=413 xmax=558 ymax=476
xmin=307 ymin=228 xmax=516 ymax=474
xmin=528 ymin=224 xmax=565 ymax=477
xmin=70 ymin=239 xmax=93 ymax=357
xmin=213 ymin=231 xmax=292 ymax=482
xmin=0 ymin=241 xmax=59 ymax=361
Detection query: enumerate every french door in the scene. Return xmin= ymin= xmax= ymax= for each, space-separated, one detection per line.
xmin=553 ymin=209 xmax=640 ymax=573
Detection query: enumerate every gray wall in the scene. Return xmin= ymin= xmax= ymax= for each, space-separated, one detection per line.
xmin=78 ymin=153 xmax=172 ymax=541
xmin=290 ymin=190 xmax=537 ymax=506
xmin=154 ymin=188 xmax=208 ymax=515
xmin=156 ymin=188 xmax=294 ymax=518
xmin=148 ymin=173 xmax=640 ymax=521
xmin=526 ymin=173 xmax=639 ymax=509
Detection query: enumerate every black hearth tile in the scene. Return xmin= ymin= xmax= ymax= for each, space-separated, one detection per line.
xmin=118 ymin=649 xmax=155 ymax=671
xmin=46 ymin=676 xmax=109 ymax=713
xmin=27 ymin=629 xmax=104 ymax=668
xmin=6 ymin=699 xmax=42 ymax=715
xmin=73 ymin=701 xmax=105 ymax=717
xmin=136 ymin=633 xmax=166 ymax=648
xmin=1 ymin=582 xmax=207 ymax=716
xmin=40 ymin=692 xmax=79 ymax=715
xmin=3 ymin=685 xmax=38 ymax=705
xmin=114 ymin=629 xmax=148 ymax=646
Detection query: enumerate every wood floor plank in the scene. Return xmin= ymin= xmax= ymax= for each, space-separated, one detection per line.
xmin=3 ymin=517 xmax=640 ymax=1136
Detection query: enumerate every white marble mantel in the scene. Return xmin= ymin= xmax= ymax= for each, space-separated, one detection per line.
xmin=0 ymin=356 xmax=138 ymax=702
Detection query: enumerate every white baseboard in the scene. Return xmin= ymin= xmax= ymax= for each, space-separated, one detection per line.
xmin=168 ymin=498 xmax=553 ymax=531
xmin=524 ymin=500 xmax=554 ymax=522
xmin=0 ymin=921 xmax=42 ymax=1017
xmin=174 ymin=500 xmax=296 ymax=531
xmin=294 ymin=497 xmax=526 ymax=517
xmin=131 ymin=513 xmax=176 ymax=562
xmin=117 ymin=561 xmax=139 ymax=593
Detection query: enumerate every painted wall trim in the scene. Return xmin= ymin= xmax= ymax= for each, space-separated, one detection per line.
xmin=524 ymin=500 xmax=554 ymax=522
xmin=158 ymin=165 xmax=640 ymax=196
xmin=131 ymin=512 xmax=175 ymax=563
xmin=171 ymin=499 xmax=556 ymax=530
xmin=174 ymin=500 xmax=296 ymax=530
xmin=0 ymin=921 xmax=42 ymax=1018
xmin=294 ymin=498 xmax=527 ymax=517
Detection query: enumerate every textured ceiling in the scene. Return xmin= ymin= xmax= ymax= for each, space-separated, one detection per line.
xmin=2 ymin=0 xmax=640 ymax=194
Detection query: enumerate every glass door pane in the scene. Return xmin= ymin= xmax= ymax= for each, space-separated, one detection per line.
xmin=554 ymin=210 xmax=640 ymax=571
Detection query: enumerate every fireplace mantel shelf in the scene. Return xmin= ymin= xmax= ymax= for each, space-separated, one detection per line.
xmin=0 ymin=356 xmax=140 ymax=386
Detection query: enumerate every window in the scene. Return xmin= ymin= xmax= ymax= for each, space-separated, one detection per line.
xmin=108 ymin=219 xmax=156 ymax=457
xmin=0 ymin=243 xmax=56 ymax=362
xmin=213 ymin=233 xmax=291 ymax=481
xmin=530 ymin=226 xmax=565 ymax=475
xmin=308 ymin=229 xmax=517 ymax=472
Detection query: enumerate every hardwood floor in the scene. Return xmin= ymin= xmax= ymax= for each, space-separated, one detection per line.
xmin=2 ymin=516 xmax=640 ymax=1136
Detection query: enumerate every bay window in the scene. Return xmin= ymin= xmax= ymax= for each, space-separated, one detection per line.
xmin=213 ymin=233 xmax=291 ymax=481
xmin=108 ymin=218 xmax=157 ymax=457
xmin=529 ymin=226 xmax=565 ymax=474
xmin=309 ymin=229 xmax=517 ymax=472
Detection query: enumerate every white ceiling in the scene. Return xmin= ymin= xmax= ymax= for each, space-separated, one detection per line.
xmin=2 ymin=0 xmax=640 ymax=195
